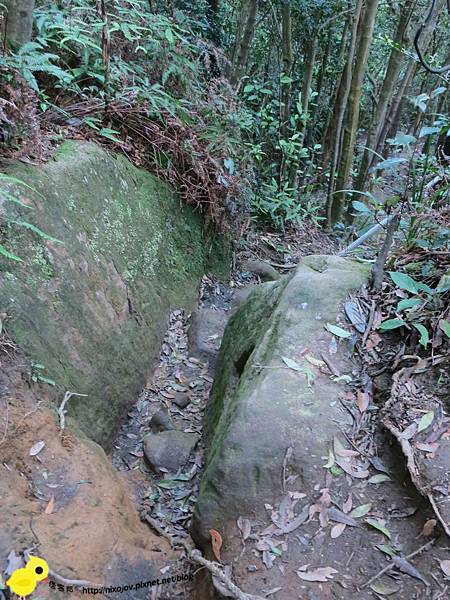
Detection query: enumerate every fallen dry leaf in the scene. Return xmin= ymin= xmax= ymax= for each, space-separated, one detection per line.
xmin=393 ymin=557 xmax=428 ymax=585
xmin=415 ymin=442 xmax=439 ymax=453
xmin=335 ymin=457 xmax=369 ymax=479
xmin=29 ymin=440 xmax=45 ymax=456
xmin=357 ymin=391 xmax=370 ymax=413
xmin=399 ymin=422 xmax=418 ymax=440
xmin=327 ymin=507 xmax=358 ymax=527
xmin=342 ymin=493 xmax=352 ymax=514
xmin=237 ymin=517 xmax=251 ymax=541
xmin=297 ymin=566 xmax=338 ymax=582
xmin=336 ymin=448 xmax=359 ymax=458
xmin=440 ymin=559 xmax=450 ymax=577
xmin=330 ymin=523 xmax=346 ymax=539
xmin=209 ymin=529 xmax=223 ymax=562
xmin=44 ymin=494 xmax=55 ymax=515
xmin=420 ymin=519 xmax=437 ymax=537
xmin=305 ymin=354 xmax=326 ymax=368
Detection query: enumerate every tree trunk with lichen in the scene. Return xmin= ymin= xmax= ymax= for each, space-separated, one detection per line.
xmin=321 ymin=4 xmax=351 ymax=174
xmin=3 ymin=0 xmax=35 ymax=49
xmin=325 ymin=0 xmax=364 ymax=223
xmin=330 ymin=0 xmax=380 ymax=226
xmin=353 ymin=0 xmax=414 ymax=199
xmin=280 ymin=0 xmax=293 ymax=140
xmin=228 ymin=0 xmax=259 ymax=87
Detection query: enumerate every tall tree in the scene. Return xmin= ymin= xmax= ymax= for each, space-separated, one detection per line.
xmin=280 ymin=0 xmax=293 ymax=140
xmin=325 ymin=0 xmax=364 ymax=223
xmin=330 ymin=0 xmax=380 ymax=225
xmin=321 ymin=3 xmax=352 ymax=170
xmin=3 ymin=0 xmax=35 ymax=49
xmin=228 ymin=0 xmax=259 ymax=86
xmin=354 ymin=0 xmax=415 ymax=196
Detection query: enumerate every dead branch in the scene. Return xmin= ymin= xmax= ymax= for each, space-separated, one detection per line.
xmin=361 ymin=299 xmax=376 ymax=347
xmin=360 ymin=538 xmax=435 ymax=589
xmin=48 ymin=568 xmax=103 ymax=589
xmin=58 ymin=391 xmax=88 ymax=431
xmin=142 ymin=513 xmax=264 ymax=600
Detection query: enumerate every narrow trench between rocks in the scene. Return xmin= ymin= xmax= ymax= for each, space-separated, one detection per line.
xmin=105 ymin=270 xmax=449 ymax=600
xmin=109 ymin=276 xmax=234 ymax=599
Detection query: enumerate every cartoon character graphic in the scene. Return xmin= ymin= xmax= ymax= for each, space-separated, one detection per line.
xmin=6 ymin=555 xmax=48 ymax=599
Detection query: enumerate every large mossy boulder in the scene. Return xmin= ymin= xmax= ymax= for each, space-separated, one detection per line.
xmin=192 ymin=255 xmax=370 ymax=548
xmin=0 ymin=141 xmax=229 ymax=446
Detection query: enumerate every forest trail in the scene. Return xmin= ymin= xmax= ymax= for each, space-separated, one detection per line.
xmin=109 ymin=231 xmax=450 ymax=600
xmin=1 ymin=0 xmax=449 ymax=598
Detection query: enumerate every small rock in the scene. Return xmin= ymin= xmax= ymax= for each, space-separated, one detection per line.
xmin=241 ymin=259 xmax=281 ymax=282
xmin=150 ymin=408 xmax=174 ymax=433
xmin=188 ymin=308 xmax=229 ymax=368
xmin=143 ymin=431 xmax=199 ymax=472
xmin=172 ymin=393 xmax=191 ymax=409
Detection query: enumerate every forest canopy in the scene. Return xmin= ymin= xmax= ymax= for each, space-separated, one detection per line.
xmin=0 ymin=0 xmax=448 ymax=240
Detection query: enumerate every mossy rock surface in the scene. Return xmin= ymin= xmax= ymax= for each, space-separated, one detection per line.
xmin=0 ymin=141 xmax=229 ymax=446
xmin=192 ymin=255 xmax=370 ymax=547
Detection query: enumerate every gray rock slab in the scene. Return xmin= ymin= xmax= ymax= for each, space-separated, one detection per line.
xmin=143 ymin=430 xmax=199 ymax=472
xmin=188 ymin=307 xmax=229 ymax=367
xmin=192 ymin=255 xmax=370 ymax=547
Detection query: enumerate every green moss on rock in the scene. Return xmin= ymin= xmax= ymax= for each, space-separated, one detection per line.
xmin=0 ymin=141 xmax=229 ymax=446
xmin=192 ymin=255 xmax=370 ymax=547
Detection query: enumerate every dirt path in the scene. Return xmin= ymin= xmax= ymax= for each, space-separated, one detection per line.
xmin=110 ymin=274 xmax=235 ymax=598
xmin=108 ymin=230 xmax=450 ymax=600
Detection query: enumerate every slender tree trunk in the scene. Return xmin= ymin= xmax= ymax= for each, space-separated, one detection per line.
xmin=288 ymin=30 xmax=318 ymax=187
xmin=325 ymin=0 xmax=364 ymax=224
xmin=300 ymin=33 xmax=319 ymax=119
xmin=378 ymin=0 xmax=447 ymax=154
xmin=3 ymin=0 xmax=35 ymax=49
xmin=307 ymin=24 xmax=334 ymax=149
xmin=378 ymin=60 xmax=417 ymax=154
xmin=330 ymin=0 xmax=380 ymax=225
xmin=280 ymin=0 xmax=293 ymax=139
xmin=321 ymin=5 xmax=351 ymax=170
xmin=228 ymin=0 xmax=259 ymax=87
xmin=354 ymin=0 xmax=414 ymax=195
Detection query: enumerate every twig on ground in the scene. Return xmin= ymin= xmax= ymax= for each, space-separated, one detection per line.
xmin=48 ymin=569 xmax=103 ymax=589
xmin=320 ymin=352 xmax=340 ymax=377
xmin=360 ymin=538 xmax=435 ymax=589
xmin=361 ymin=299 xmax=376 ymax=348
xmin=268 ymin=262 xmax=296 ymax=269
xmin=58 ymin=391 xmax=88 ymax=431
xmin=142 ymin=513 xmax=178 ymax=545
xmin=142 ymin=513 xmax=264 ymax=600
xmin=187 ymin=549 xmax=264 ymax=600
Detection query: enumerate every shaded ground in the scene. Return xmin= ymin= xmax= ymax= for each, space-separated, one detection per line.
xmin=2 ymin=221 xmax=449 ymax=600
xmin=109 ymin=224 xmax=450 ymax=600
